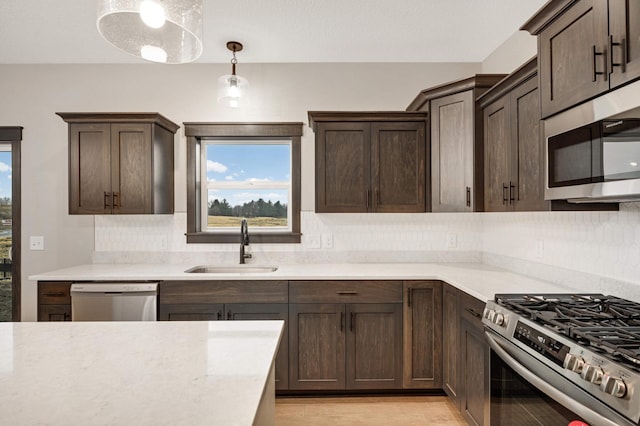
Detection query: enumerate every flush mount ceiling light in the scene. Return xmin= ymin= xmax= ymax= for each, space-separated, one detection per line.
xmin=217 ymin=41 xmax=249 ymax=108
xmin=97 ymin=0 xmax=203 ymax=64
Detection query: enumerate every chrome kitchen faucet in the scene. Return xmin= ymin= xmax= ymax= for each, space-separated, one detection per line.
xmin=240 ymin=218 xmax=252 ymax=264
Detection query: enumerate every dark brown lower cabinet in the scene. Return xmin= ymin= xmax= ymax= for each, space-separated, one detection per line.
xmin=442 ymin=283 xmax=460 ymax=400
xmin=460 ymin=316 xmax=487 ymax=426
xmin=158 ymin=280 xmax=289 ymax=390
xmin=442 ymin=283 xmax=488 ymax=425
xmin=37 ymin=282 xmax=72 ymax=321
xmin=403 ymin=281 xmax=442 ymax=388
xmin=289 ymin=302 xmax=403 ymax=390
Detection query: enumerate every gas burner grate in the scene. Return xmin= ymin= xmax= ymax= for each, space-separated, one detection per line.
xmin=573 ymin=327 xmax=640 ymax=368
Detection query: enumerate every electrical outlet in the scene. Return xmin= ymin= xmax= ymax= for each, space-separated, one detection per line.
xmin=534 ymin=240 xmax=544 ymax=259
xmin=446 ymin=233 xmax=457 ymax=249
xmin=306 ymin=235 xmax=321 ymax=249
xmin=321 ymin=234 xmax=334 ymax=249
xmin=30 ymin=236 xmax=44 ymax=251
xmin=159 ymin=235 xmax=168 ymax=250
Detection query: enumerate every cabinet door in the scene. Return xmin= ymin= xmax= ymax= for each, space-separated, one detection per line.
xmin=289 ymin=303 xmax=346 ymax=390
xmin=431 ymin=91 xmax=475 ymax=212
xmin=403 ymin=281 xmax=442 ymax=389
xmin=512 ymin=77 xmax=547 ymax=212
xmin=442 ymin=284 xmax=459 ymax=402
xmin=483 ymin=96 xmax=511 ymax=212
xmin=158 ymin=303 xmax=223 ymax=321
xmin=315 ymin=122 xmax=371 ymax=212
xmin=111 ymin=123 xmax=152 ymax=214
xmin=38 ymin=305 xmax=71 ymax=322
xmin=460 ymin=317 xmax=487 ymax=426
xmin=372 ymin=122 xmax=426 ymax=212
xmin=226 ymin=303 xmax=289 ymax=390
xmin=609 ymin=0 xmax=640 ymax=88
xmin=346 ymin=303 xmax=403 ymax=389
xmin=68 ymin=123 xmax=112 ymax=214
xmin=538 ymin=0 xmax=609 ymax=117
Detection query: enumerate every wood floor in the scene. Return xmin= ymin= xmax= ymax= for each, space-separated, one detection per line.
xmin=275 ymin=395 xmax=467 ymax=425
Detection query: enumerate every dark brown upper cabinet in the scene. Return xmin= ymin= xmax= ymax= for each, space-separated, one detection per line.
xmin=407 ymin=75 xmax=505 ymax=212
xmin=523 ymin=0 xmax=640 ymax=118
xmin=57 ymin=113 xmax=179 ymax=215
xmin=479 ymin=58 xmax=548 ymax=212
xmin=309 ymin=112 xmax=427 ymax=213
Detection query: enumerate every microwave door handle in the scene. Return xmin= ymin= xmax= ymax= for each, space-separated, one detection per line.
xmin=485 ymin=332 xmax=621 ymax=426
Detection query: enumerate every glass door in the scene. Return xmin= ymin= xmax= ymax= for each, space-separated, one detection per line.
xmin=0 ymin=126 xmax=21 ymax=322
xmin=0 ymin=146 xmax=12 ymax=321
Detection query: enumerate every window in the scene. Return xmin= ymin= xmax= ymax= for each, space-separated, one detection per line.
xmin=185 ymin=122 xmax=302 ymax=244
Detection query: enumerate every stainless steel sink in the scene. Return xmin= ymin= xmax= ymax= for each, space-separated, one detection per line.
xmin=184 ymin=265 xmax=279 ymax=274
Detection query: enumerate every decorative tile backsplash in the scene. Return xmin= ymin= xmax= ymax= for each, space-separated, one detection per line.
xmin=94 ymin=203 xmax=640 ymax=291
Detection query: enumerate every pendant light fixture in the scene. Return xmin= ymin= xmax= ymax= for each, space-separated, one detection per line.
xmin=97 ymin=0 xmax=204 ymax=64
xmin=217 ymin=41 xmax=249 ymax=108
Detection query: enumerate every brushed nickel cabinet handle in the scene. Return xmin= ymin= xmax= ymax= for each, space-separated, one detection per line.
xmin=465 ymin=307 xmax=482 ymax=319
xmin=43 ymin=292 xmax=66 ymax=297
xmin=509 ymin=181 xmax=515 ymax=204
xmin=502 ymin=184 xmax=508 ymax=204
xmin=350 ymin=312 xmax=355 ymax=332
xmin=104 ymin=192 xmax=111 ymax=208
xmin=340 ymin=312 xmax=344 ymax=331
xmin=407 ymin=289 xmax=412 ymax=307
xmin=466 ymin=186 xmax=471 ymax=207
xmin=336 ymin=290 xmax=358 ymax=295
xmin=112 ymin=192 xmax=120 ymax=208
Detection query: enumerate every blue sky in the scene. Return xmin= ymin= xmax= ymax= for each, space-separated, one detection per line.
xmin=206 ymin=143 xmax=290 ymax=206
xmin=0 ymin=152 xmax=11 ymax=200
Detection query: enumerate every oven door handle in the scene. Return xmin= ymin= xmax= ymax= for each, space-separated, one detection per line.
xmin=485 ymin=331 xmax=622 ymax=426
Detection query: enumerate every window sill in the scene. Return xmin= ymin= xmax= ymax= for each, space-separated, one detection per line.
xmin=186 ymin=232 xmax=302 ymax=244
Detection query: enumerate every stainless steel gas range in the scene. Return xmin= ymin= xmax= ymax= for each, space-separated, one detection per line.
xmin=483 ymin=294 xmax=640 ymax=426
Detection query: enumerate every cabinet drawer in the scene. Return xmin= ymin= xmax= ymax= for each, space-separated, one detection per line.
xmin=290 ymin=281 xmax=403 ymax=303
xmin=160 ymin=280 xmax=288 ymax=304
xmin=38 ymin=282 xmax=71 ymax=305
xmin=460 ymin=291 xmax=485 ymax=332
xmin=38 ymin=305 xmax=71 ymax=321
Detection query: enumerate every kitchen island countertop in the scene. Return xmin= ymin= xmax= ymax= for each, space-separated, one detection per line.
xmin=29 ymin=262 xmax=579 ymax=302
xmin=0 ymin=320 xmax=283 ymax=425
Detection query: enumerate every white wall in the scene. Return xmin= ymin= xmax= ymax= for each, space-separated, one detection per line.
xmin=481 ymin=30 xmax=537 ymax=74
xmin=0 ymin=62 xmax=482 ymax=320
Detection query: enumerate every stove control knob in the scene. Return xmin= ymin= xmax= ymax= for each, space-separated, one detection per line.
xmin=563 ymin=354 xmax=584 ymax=373
xmin=580 ymin=364 xmax=603 ymax=384
xmin=601 ymin=374 xmax=626 ymax=398
xmin=493 ymin=312 xmax=505 ymax=326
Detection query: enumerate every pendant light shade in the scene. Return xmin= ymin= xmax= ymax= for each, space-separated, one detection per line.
xmin=217 ymin=41 xmax=248 ymax=108
xmin=97 ymin=0 xmax=203 ymax=64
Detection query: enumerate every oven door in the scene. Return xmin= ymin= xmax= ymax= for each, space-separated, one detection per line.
xmin=486 ymin=330 xmax=634 ymax=426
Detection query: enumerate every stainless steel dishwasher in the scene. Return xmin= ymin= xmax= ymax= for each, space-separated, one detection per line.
xmin=70 ymin=282 xmax=158 ymax=321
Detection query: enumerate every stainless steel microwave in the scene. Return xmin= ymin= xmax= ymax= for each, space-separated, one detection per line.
xmin=546 ymin=118 xmax=640 ymax=203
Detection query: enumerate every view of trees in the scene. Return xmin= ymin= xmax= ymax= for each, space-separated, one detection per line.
xmin=208 ymin=198 xmax=287 ymax=218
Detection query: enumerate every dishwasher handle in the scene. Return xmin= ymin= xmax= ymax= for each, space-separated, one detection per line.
xmin=71 ymin=283 xmax=158 ymax=293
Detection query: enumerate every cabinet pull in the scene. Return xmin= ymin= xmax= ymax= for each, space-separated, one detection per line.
xmin=217 ymin=311 xmax=223 ymax=320
xmin=340 ymin=312 xmax=344 ymax=331
xmin=227 ymin=310 xmax=232 ymax=320
xmin=112 ymin=192 xmax=120 ymax=208
xmin=350 ymin=312 xmax=355 ymax=332
xmin=592 ymin=45 xmax=607 ymax=82
xmin=610 ymin=35 xmax=627 ymax=74
xmin=466 ymin=187 xmax=471 ymax=207
xmin=375 ymin=189 xmax=379 ymax=209
xmin=465 ymin=307 xmax=482 ymax=319
xmin=366 ymin=189 xmax=371 ymax=210
xmin=336 ymin=290 xmax=358 ymax=295
xmin=43 ymin=292 xmax=66 ymax=297
xmin=104 ymin=192 xmax=111 ymax=208
xmin=502 ymin=184 xmax=508 ymax=204
xmin=407 ymin=289 xmax=412 ymax=307
xmin=509 ymin=181 xmax=515 ymax=204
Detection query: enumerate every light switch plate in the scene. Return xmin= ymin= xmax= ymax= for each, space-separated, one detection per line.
xmin=30 ymin=236 xmax=44 ymax=251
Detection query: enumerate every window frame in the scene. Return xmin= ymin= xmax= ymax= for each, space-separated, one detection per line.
xmin=185 ymin=122 xmax=302 ymax=244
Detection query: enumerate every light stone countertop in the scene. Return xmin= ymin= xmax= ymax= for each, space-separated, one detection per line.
xmin=0 ymin=320 xmax=283 ymax=426
xmin=29 ymin=262 xmax=580 ymax=302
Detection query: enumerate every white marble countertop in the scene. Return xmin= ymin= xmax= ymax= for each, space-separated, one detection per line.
xmin=0 ymin=320 xmax=283 ymax=426
xmin=29 ymin=262 xmax=579 ymax=302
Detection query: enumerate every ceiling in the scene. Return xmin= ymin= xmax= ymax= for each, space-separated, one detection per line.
xmin=0 ymin=0 xmax=547 ymax=64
